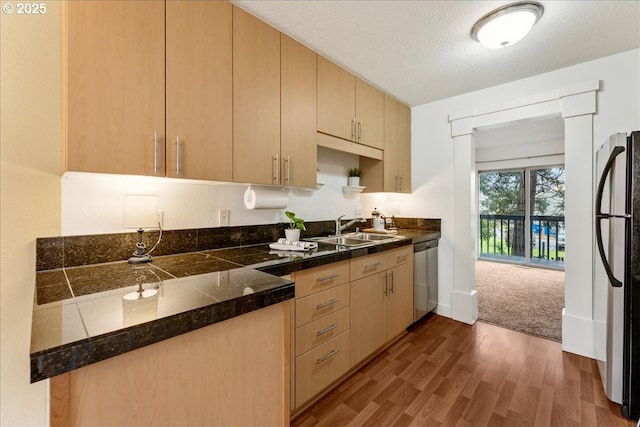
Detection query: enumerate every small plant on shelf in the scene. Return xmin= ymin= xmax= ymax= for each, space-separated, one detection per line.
xmin=348 ymin=167 xmax=361 ymax=187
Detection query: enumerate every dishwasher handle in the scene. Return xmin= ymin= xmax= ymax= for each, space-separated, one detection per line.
xmin=414 ymin=240 xmax=438 ymax=252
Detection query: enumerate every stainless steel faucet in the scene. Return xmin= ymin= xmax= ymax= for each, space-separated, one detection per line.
xmin=335 ymin=215 xmax=366 ymax=236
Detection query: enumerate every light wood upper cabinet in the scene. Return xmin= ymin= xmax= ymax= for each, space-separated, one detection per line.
xmin=65 ymin=1 xmax=165 ymax=176
xmin=232 ymin=6 xmax=281 ymax=185
xmin=165 ymin=1 xmax=232 ymax=181
xmin=281 ymin=34 xmax=317 ymax=188
xmin=317 ymin=57 xmax=384 ymax=149
xmin=317 ymin=56 xmax=356 ymax=143
xmin=383 ymin=95 xmax=412 ymax=193
xmin=355 ymin=78 xmax=384 ymax=149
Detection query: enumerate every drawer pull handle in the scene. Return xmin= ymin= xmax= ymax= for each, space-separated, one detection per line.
xmin=316 ymin=299 xmax=339 ymax=310
xmin=317 ymin=273 xmax=340 ymax=282
xmin=316 ymin=323 xmax=339 ymax=336
xmin=397 ymin=255 xmax=408 ymax=261
xmin=364 ymin=262 xmax=381 ymax=270
xmin=317 ymin=349 xmax=340 ymax=364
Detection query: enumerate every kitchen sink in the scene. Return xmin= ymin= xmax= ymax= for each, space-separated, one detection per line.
xmin=311 ymin=233 xmax=404 ymax=247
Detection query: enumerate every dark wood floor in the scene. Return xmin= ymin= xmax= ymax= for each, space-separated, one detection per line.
xmin=292 ymin=315 xmax=635 ymax=427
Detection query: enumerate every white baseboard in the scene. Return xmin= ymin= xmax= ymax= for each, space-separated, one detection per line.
xmin=451 ymin=289 xmax=478 ymax=325
xmin=562 ymin=308 xmax=596 ymax=358
xmin=436 ymin=303 xmax=452 ymax=318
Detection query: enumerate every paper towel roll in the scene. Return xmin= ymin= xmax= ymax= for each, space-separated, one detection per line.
xmin=243 ymin=186 xmax=289 ymax=209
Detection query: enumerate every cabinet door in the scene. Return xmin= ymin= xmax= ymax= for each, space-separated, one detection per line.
xmin=166 ymin=1 xmax=232 ymax=181
xmin=350 ymin=274 xmax=387 ymax=367
xmin=383 ymin=95 xmax=400 ymax=191
xmin=232 ymin=6 xmax=280 ymax=185
xmin=397 ymin=102 xmax=412 ymax=193
xmin=355 ymin=79 xmax=384 ymax=149
xmin=281 ymin=34 xmax=317 ymax=188
xmin=317 ymin=56 xmax=355 ymax=142
xmin=66 ymin=1 xmax=165 ymax=176
xmin=386 ymin=261 xmax=414 ymax=339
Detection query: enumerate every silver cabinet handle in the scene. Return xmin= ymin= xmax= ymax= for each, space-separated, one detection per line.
xmin=358 ymin=120 xmax=362 ymax=141
xmin=390 ymin=270 xmax=395 ymax=294
xmin=397 ymin=254 xmax=408 ymax=262
xmin=316 ymin=299 xmax=339 ymax=310
xmin=153 ymin=132 xmax=159 ymax=174
xmin=383 ymin=273 xmax=388 ymax=296
xmin=285 ymin=156 xmax=290 ymax=185
xmin=351 ymin=118 xmax=356 ymax=141
xmin=395 ymin=176 xmax=399 ymax=192
xmin=364 ymin=261 xmax=381 ymax=270
xmin=175 ymin=137 xmax=182 ymax=176
xmin=273 ymin=154 xmax=280 ymax=184
xmin=399 ymin=176 xmax=403 ymax=191
xmin=317 ymin=273 xmax=339 ymax=282
xmin=316 ymin=323 xmax=339 ymax=337
xmin=317 ymin=348 xmax=340 ymax=364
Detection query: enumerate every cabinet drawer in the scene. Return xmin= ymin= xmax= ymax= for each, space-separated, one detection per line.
xmin=295 ymin=283 xmax=349 ymax=327
xmin=350 ymin=253 xmax=388 ymax=281
xmin=295 ymin=307 xmax=350 ymax=357
xmin=294 ymin=260 xmax=350 ymax=299
xmin=387 ymin=246 xmax=413 ymax=268
xmin=295 ymin=330 xmax=350 ymax=406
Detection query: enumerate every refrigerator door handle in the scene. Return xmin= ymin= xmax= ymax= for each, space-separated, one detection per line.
xmin=595 ymin=145 xmax=626 ymax=288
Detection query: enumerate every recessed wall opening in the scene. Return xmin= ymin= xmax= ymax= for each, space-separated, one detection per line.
xmin=474 ymin=115 xmax=566 ymax=341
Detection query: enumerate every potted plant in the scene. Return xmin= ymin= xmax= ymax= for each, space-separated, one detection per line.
xmin=285 ymin=211 xmax=305 ymax=241
xmin=348 ymin=167 xmax=360 ymax=187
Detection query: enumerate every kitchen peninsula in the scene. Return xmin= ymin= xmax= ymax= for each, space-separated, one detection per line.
xmin=32 ymin=219 xmax=439 ymax=426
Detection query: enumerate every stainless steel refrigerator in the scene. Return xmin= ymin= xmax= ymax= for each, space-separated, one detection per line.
xmin=595 ymin=130 xmax=640 ymax=420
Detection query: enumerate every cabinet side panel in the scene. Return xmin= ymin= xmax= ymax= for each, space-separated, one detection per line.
xmin=68 ymin=303 xmax=288 ymax=427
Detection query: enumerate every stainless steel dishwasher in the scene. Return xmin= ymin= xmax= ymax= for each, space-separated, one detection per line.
xmin=414 ymin=238 xmax=438 ymax=322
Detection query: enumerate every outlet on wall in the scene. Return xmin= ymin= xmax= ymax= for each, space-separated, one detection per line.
xmin=219 ymin=209 xmax=230 ymax=227
xmin=277 ymin=210 xmax=287 ymax=223
xmin=354 ymin=208 xmax=361 ymax=217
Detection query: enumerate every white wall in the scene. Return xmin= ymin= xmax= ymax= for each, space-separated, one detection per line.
xmin=61 ymin=147 xmax=363 ymax=236
xmin=0 ymin=3 xmax=62 ymax=425
xmin=408 ymin=48 xmax=640 ymax=352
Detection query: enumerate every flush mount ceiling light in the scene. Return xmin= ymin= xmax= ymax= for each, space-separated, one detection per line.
xmin=471 ymin=1 xmax=544 ymax=49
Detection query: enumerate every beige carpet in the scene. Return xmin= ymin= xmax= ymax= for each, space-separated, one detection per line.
xmin=475 ymin=260 xmax=564 ymax=342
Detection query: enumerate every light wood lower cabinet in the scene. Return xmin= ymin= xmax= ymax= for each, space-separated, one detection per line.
xmin=295 ymin=331 xmax=350 ymax=406
xmin=350 ymin=247 xmax=414 ymax=367
xmin=291 ymin=262 xmax=351 ymax=410
xmin=290 ymin=248 xmax=414 ymax=413
xmin=295 ymin=307 xmax=350 ymax=356
xmin=295 ymin=283 xmax=350 ymax=327
xmin=386 ymin=246 xmax=414 ymax=338
xmin=50 ymin=302 xmax=291 ymax=427
xmin=350 ymin=272 xmax=387 ymax=365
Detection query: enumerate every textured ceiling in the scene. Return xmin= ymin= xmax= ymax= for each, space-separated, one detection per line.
xmin=233 ymin=1 xmax=640 ymax=107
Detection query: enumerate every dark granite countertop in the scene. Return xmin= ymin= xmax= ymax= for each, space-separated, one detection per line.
xmin=31 ymin=228 xmax=439 ymax=382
